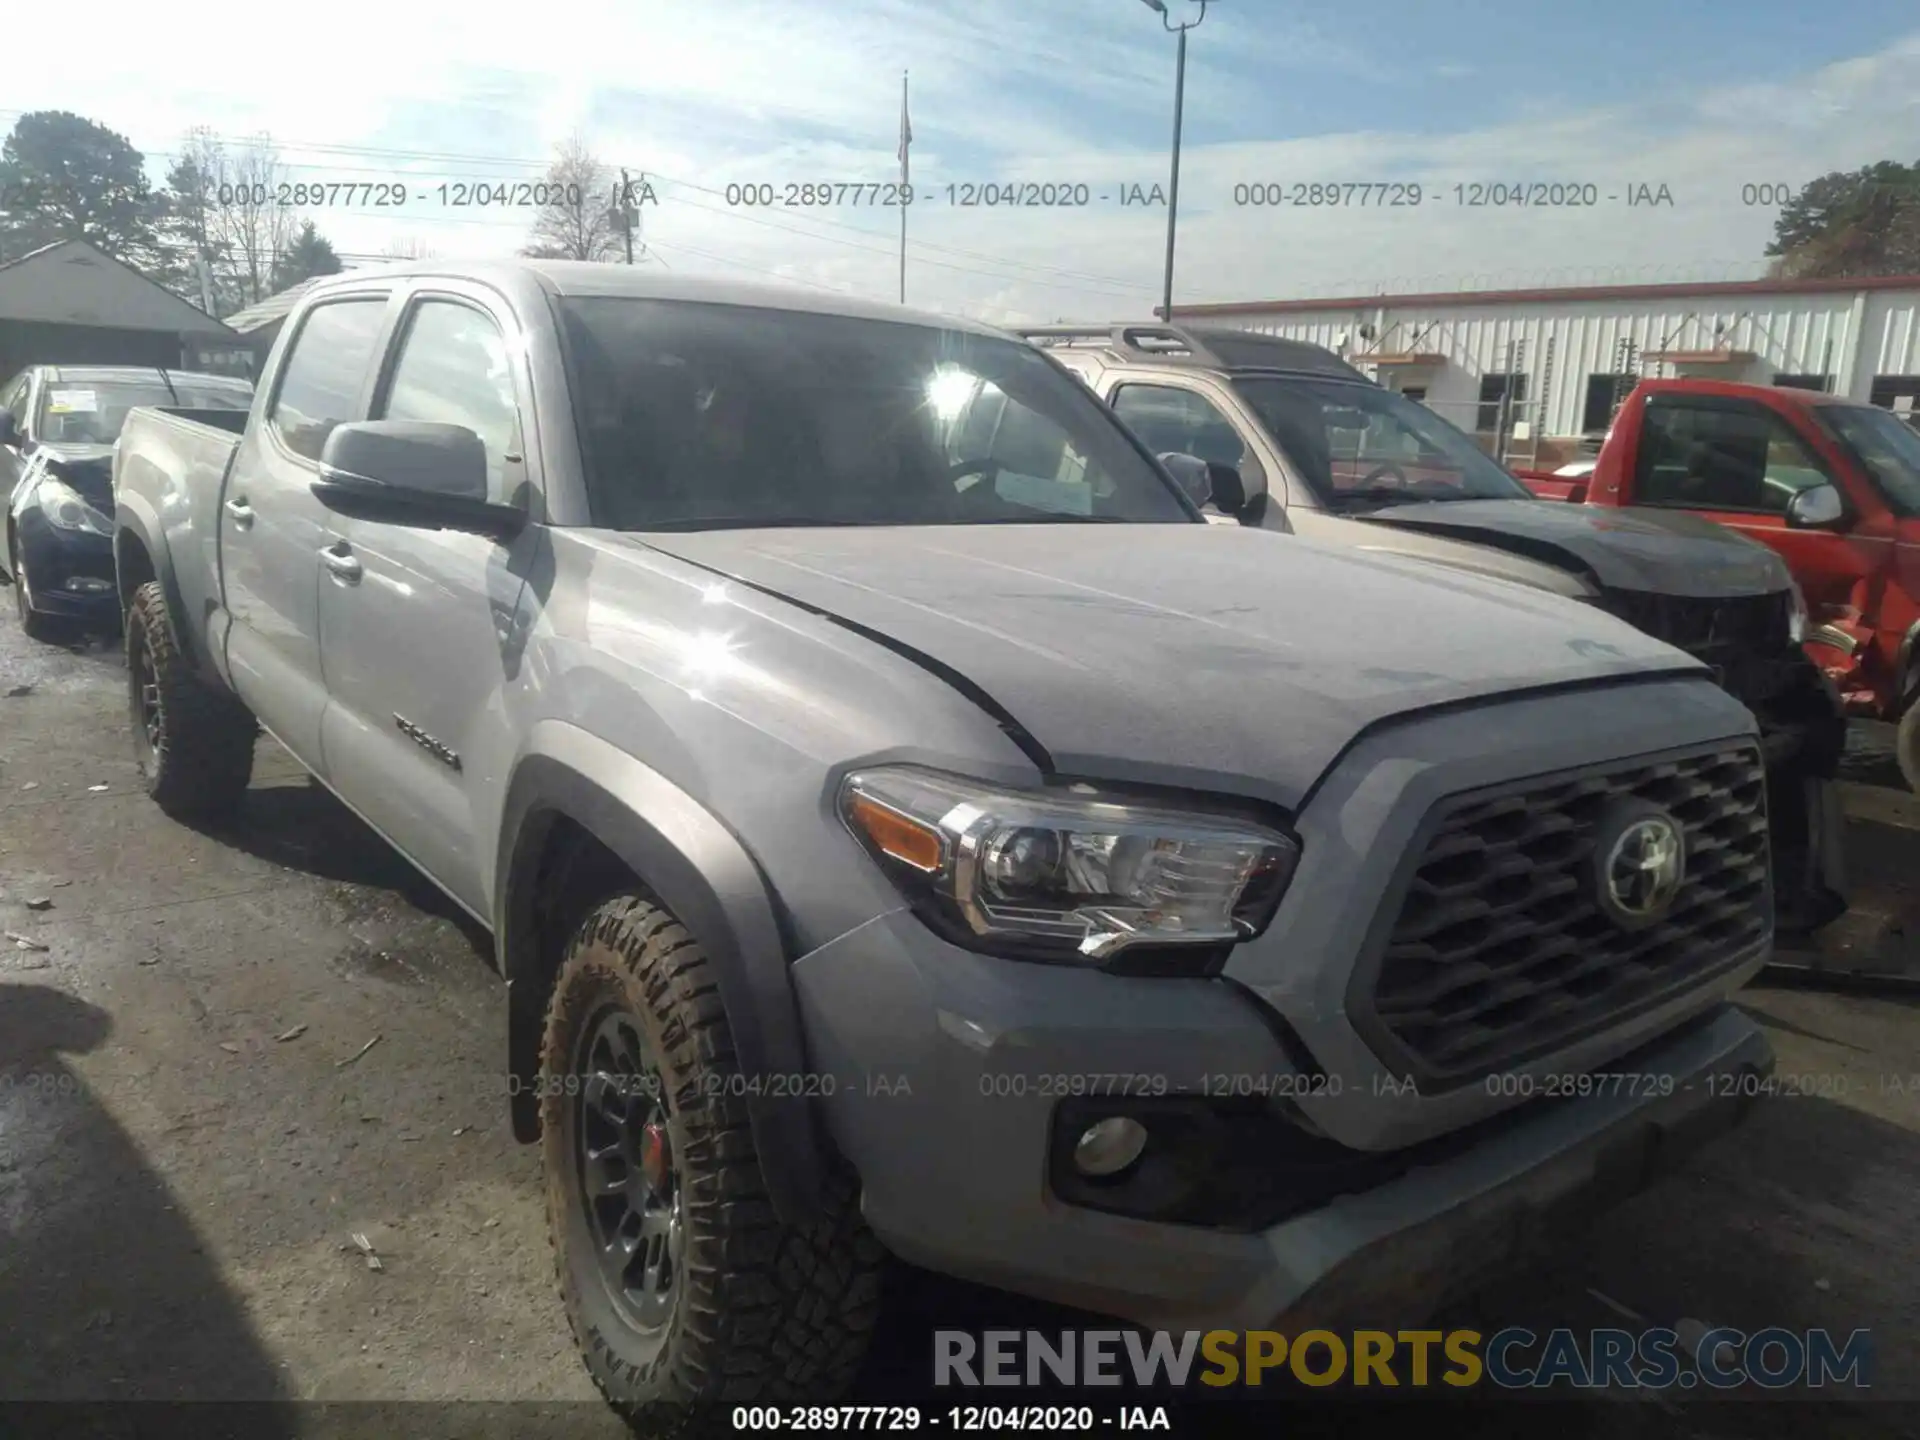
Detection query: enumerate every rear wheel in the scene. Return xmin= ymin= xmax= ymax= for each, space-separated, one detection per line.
xmin=125 ymin=580 xmax=256 ymax=821
xmin=9 ymin=527 xmax=74 ymax=644
xmin=540 ymin=893 xmax=883 ymax=1436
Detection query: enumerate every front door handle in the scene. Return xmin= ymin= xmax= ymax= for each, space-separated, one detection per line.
xmin=320 ymin=544 xmax=363 ymax=585
xmin=224 ymin=498 xmax=254 ymax=529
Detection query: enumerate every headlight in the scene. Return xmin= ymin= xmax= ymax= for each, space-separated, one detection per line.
xmin=37 ymin=478 xmax=113 ymax=537
xmin=838 ymin=766 xmax=1299 ymax=969
xmin=1787 ymin=581 xmax=1808 ymax=646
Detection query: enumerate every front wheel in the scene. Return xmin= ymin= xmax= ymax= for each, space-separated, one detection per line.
xmin=125 ymin=580 xmax=256 ymax=821
xmin=10 ymin=528 xmax=75 ymax=644
xmin=540 ymin=894 xmax=883 ymax=1434
xmin=1898 ymin=700 xmax=1920 ymax=798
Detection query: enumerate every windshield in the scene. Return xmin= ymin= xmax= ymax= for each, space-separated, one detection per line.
xmin=35 ymin=377 xmax=253 ymax=445
xmin=1819 ymin=404 xmax=1920 ymax=517
xmin=557 ymin=297 xmax=1195 ymax=530
xmin=1234 ymin=376 xmax=1534 ymax=508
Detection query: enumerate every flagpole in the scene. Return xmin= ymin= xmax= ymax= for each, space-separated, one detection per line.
xmin=898 ymin=70 xmax=909 ymax=304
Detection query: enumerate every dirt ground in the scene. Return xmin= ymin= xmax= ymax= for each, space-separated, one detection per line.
xmin=2 ymin=616 xmax=1916 ymax=1438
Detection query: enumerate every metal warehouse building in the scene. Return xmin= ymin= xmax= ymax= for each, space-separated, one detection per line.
xmin=1170 ymin=273 xmax=1920 ymax=470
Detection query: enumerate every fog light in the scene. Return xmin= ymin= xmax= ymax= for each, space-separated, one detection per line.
xmin=1073 ymin=1117 xmax=1148 ymax=1178
xmin=66 ymin=576 xmax=112 ymax=593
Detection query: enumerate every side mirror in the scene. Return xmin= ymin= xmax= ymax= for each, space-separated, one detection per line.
xmin=0 ymin=412 xmax=19 ymax=448
xmin=313 ymin=421 xmax=524 ymax=540
xmin=1786 ymin=483 xmax=1845 ymax=529
xmin=1158 ymin=452 xmax=1213 ymax=509
xmin=1159 ymin=451 xmax=1250 ymax=516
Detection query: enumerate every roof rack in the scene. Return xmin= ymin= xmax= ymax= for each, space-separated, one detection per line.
xmin=1013 ymin=322 xmax=1235 ymax=365
xmin=1013 ymin=322 xmax=1371 ymax=381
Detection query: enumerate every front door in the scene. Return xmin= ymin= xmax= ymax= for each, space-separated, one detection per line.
xmin=222 ymin=294 xmax=393 ymax=769
xmin=1623 ymin=393 xmax=1890 ymax=634
xmin=315 ymin=289 xmax=535 ymax=916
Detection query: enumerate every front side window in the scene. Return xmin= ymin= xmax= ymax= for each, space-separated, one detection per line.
xmin=556 ymin=298 xmax=1194 ymax=530
xmin=269 ymin=299 xmax=389 ymax=462
xmin=34 ymin=377 xmax=251 ymax=446
xmin=1109 ymin=384 xmax=1252 ymax=472
xmin=377 ymin=300 xmax=522 ymax=498
xmin=1634 ymin=399 xmax=1833 ymax=514
xmin=1234 ymin=375 xmax=1532 ymax=508
xmin=1820 ymin=404 xmax=1920 ymax=517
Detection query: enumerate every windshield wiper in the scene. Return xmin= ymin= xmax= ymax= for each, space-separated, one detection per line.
xmin=641 ymin=515 xmax=881 ymax=532
xmin=984 ymin=513 xmax=1137 ymax=523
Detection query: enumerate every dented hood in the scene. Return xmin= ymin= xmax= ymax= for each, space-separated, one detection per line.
xmin=1354 ymin=499 xmax=1792 ymax=599
xmin=639 ymin=523 xmax=1703 ymax=808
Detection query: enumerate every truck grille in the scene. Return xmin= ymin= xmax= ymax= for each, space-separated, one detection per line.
xmin=1365 ymin=745 xmax=1770 ymax=1086
xmin=1600 ymin=589 xmax=1790 ymax=656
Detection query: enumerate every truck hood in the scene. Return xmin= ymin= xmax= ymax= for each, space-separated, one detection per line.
xmin=1354 ymin=499 xmax=1790 ymax=599
xmin=639 ymin=523 xmax=1703 ymax=809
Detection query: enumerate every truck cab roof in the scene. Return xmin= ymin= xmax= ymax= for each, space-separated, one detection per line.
xmin=295 ymin=260 xmax=1009 ymax=338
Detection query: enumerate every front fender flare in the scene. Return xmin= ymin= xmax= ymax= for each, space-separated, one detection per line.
xmin=495 ymin=722 xmax=826 ymax=1225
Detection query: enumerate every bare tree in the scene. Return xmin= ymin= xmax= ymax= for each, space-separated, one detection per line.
xmin=522 ymin=135 xmax=622 ymax=262
xmin=210 ymin=133 xmax=296 ymax=305
xmin=382 ymin=236 xmax=439 ymax=260
xmin=163 ymin=130 xmax=297 ymax=310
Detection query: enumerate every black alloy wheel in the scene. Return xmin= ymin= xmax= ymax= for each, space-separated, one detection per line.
xmin=574 ymin=1005 xmax=683 ymax=1335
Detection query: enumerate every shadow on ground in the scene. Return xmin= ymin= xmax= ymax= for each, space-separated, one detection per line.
xmin=0 ymin=982 xmax=292 ymax=1416
xmin=199 ymin=767 xmax=491 ymax=959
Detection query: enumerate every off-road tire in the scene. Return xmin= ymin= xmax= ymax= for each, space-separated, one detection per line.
xmin=541 ymin=893 xmax=883 ymax=1436
xmin=126 ymin=580 xmax=256 ymax=821
xmin=1898 ymin=698 xmax=1920 ymax=798
xmin=9 ymin=527 xmax=74 ymax=645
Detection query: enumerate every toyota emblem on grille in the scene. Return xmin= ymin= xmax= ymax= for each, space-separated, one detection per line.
xmin=1594 ymin=803 xmax=1687 ymax=930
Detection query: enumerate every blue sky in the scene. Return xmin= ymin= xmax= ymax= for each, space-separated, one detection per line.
xmin=7 ymin=0 xmax=1918 ymax=321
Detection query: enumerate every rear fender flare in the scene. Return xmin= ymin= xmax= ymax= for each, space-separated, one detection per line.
xmin=495 ymin=722 xmax=826 ymax=1225
xmin=112 ymin=498 xmax=204 ymax=677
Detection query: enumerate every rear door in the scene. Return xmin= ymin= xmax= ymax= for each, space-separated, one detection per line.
xmin=222 ymin=290 xmax=394 ymax=769
xmin=313 ymin=284 xmax=536 ymax=916
xmin=1622 ymin=391 xmax=1882 ymax=623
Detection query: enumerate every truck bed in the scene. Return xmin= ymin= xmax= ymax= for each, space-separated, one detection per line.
xmin=113 ymin=405 xmax=247 ymax=647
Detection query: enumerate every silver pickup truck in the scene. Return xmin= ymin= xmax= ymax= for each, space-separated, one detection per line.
xmin=113 ymin=262 xmax=1774 ymax=1423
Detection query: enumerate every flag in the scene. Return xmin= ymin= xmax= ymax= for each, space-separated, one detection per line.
xmin=898 ymin=72 xmax=912 ymax=187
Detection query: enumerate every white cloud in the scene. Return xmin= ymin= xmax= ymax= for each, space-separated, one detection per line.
xmin=7 ymin=6 xmax=1917 ymax=323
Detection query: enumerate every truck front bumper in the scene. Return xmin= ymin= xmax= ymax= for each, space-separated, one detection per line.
xmin=794 ymin=911 xmax=1772 ymax=1333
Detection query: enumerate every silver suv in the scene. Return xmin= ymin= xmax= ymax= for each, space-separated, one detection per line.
xmin=114 ymin=265 xmax=1774 ymax=1426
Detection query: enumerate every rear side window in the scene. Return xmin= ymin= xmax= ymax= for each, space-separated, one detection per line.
xmin=269 ymin=299 xmax=388 ymax=462
xmin=377 ymin=300 xmax=523 ymax=499
xmin=1634 ymin=399 xmax=1832 ymax=514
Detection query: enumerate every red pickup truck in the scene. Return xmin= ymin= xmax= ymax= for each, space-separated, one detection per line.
xmin=1515 ymin=378 xmax=1920 ymax=795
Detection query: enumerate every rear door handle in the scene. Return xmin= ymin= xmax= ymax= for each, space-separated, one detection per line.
xmin=320 ymin=544 xmax=363 ymax=585
xmin=224 ymin=498 xmax=254 ymax=528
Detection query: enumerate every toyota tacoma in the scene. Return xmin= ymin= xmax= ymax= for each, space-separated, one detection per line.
xmin=113 ymin=264 xmax=1776 ymax=1427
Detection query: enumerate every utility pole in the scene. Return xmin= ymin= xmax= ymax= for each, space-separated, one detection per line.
xmin=897 ymin=71 xmax=911 ymax=304
xmin=619 ymin=170 xmax=636 ymax=264
xmin=1140 ymin=0 xmax=1208 ymax=322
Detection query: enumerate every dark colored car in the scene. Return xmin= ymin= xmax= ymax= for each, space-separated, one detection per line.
xmin=1 ymin=365 xmax=253 ymax=639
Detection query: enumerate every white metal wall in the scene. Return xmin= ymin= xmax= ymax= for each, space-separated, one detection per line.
xmin=1200 ymin=286 xmax=1920 ymax=437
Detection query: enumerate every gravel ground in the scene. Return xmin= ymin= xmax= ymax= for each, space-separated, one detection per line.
xmin=1 ymin=614 xmax=1916 ymax=1438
